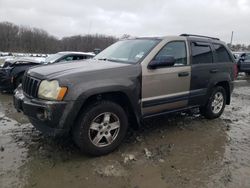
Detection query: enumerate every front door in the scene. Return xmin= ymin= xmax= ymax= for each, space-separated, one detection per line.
xmin=239 ymin=53 xmax=250 ymax=73
xmin=141 ymin=40 xmax=191 ymax=116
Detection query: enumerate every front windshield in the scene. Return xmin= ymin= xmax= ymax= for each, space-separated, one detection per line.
xmin=94 ymin=39 xmax=160 ymax=64
xmin=44 ymin=53 xmax=64 ymax=63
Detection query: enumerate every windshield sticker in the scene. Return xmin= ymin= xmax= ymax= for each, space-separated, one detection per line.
xmin=135 ymin=52 xmax=144 ymax=59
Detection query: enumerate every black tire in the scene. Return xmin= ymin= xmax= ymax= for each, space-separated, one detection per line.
xmin=14 ymin=74 xmax=23 ymax=89
xmin=200 ymin=86 xmax=226 ymax=119
xmin=246 ymin=72 xmax=250 ymax=76
xmin=72 ymin=100 xmax=128 ymax=156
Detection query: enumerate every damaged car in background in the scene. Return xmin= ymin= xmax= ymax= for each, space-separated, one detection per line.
xmin=0 ymin=57 xmax=44 ymax=92
xmin=233 ymin=51 xmax=250 ymax=75
xmin=0 ymin=51 xmax=95 ymax=92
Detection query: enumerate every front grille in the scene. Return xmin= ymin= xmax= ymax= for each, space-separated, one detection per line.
xmin=22 ymin=74 xmax=41 ymax=98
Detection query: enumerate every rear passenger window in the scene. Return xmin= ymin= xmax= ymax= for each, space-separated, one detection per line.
xmin=213 ymin=44 xmax=233 ymax=63
xmin=155 ymin=41 xmax=187 ymax=66
xmin=73 ymin=55 xmax=84 ymax=60
xmin=191 ymin=42 xmax=213 ymax=64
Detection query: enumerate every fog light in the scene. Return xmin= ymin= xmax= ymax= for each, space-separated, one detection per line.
xmin=36 ymin=109 xmax=49 ymax=121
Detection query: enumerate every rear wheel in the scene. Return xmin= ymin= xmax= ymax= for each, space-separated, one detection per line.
xmin=200 ymin=86 xmax=226 ymax=119
xmin=72 ymin=100 xmax=128 ymax=156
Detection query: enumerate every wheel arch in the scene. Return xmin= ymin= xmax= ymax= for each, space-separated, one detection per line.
xmin=73 ymin=91 xmax=140 ymax=130
xmin=215 ymin=81 xmax=231 ymax=105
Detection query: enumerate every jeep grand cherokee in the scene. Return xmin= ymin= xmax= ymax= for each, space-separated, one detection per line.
xmin=14 ymin=34 xmax=237 ymax=156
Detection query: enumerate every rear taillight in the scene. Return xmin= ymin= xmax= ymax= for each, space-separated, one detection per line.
xmin=233 ymin=63 xmax=238 ymax=79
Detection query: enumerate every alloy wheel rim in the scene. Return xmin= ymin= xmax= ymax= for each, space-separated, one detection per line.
xmin=88 ymin=112 xmax=120 ymax=147
xmin=211 ymin=92 xmax=224 ymax=114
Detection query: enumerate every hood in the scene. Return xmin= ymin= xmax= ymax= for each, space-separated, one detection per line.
xmin=14 ymin=57 xmax=43 ymax=64
xmin=11 ymin=57 xmax=42 ymax=64
xmin=28 ymin=59 xmax=131 ymax=79
xmin=3 ymin=57 xmax=42 ymax=68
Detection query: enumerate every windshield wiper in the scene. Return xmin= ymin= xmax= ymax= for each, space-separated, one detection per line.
xmin=96 ymin=58 xmax=125 ymax=63
xmin=100 ymin=57 xmax=123 ymax=62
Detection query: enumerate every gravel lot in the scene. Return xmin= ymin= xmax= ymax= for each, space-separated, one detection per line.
xmin=0 ymin=75 xmax=250 ymax=188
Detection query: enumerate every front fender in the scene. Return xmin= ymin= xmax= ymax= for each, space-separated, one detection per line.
xmin=62 ymin=78 xmax=142 ymax=130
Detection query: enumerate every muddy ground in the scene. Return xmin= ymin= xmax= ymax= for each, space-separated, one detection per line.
xmin=0 ymin=75 xmax=250 ymax=188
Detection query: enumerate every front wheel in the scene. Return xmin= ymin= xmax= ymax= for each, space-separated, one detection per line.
xmin=200 ymin=86 xmax=226 ymax=119
xmin=73 ymin=100 xmax=128 ymax=156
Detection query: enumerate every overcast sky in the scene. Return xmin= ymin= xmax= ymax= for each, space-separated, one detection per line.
xmin=0 ymin=0 xmax=249 ymax=44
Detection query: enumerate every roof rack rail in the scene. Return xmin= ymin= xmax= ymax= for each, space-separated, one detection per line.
xmin=180 ymin=34 xmax=220 ymax=41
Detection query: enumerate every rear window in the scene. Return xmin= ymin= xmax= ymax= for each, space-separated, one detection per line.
xmin=191 ymin=42 xmax=213 ymax=64
xmin=213 ymin=44 xmax=233 ymax=63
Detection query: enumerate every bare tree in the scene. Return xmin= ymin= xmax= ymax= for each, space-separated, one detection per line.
xmin=0 ymin=22 xmax=117 ymax=53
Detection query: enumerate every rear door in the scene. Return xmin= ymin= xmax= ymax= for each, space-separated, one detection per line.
xmin=239 ymin=53 xmax=250 ymax=73
xmin=212 ymin=43 xmax=235 ymax=80
xmin=188 ymin=41 xmax=217 ymax=106
xmin=141 ymin=40 xmax=191 ymax=116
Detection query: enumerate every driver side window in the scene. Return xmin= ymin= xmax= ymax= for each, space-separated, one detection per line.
xmin=154 ymin=41 xmax=187 ymax=66
xmin=60 ymin=56 xmax=74 ymax=62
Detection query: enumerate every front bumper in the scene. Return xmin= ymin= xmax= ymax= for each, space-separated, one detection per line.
xmin=0 ymin=68 xmax=13 ymax=91
xmin=13 ymin=87 xmax=70 ymax=137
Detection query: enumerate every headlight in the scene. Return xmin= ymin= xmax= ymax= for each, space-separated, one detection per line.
xmin=38 ymin=80 xmax=67 ymax=101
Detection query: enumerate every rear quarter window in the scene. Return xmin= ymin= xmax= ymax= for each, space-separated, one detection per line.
xmin=213 ymin=44 xmax=233 ymax=63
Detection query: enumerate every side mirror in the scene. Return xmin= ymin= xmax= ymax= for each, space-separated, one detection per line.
xmin=148 ymin=55 xmax=175 ymax=69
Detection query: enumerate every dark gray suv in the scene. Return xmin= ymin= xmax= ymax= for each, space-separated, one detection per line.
xmin=14 ymin=34 xmax=237 ymax=156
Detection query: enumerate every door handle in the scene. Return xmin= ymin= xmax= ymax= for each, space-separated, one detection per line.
xmin=210 ymin=69 xmax=218 ymax=73
xmin=178 ymin=72 xmax=189 ymax=77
